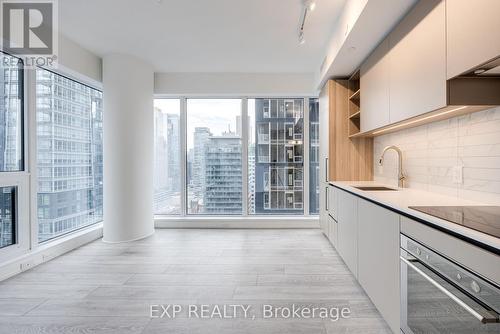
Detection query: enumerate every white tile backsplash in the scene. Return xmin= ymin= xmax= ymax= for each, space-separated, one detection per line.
xmin=374 ymin=106 xmax=500 ymax=204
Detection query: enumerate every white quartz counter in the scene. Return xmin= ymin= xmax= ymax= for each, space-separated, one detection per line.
xmin=329 ymin=181 xmax=500 ymax=253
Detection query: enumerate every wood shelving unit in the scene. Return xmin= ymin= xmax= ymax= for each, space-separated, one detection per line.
xmin=347 ymin=69 xmax=361 ymax=137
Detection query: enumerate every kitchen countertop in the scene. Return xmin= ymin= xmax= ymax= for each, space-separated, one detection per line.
xmin=329 ymin=181 xmax=500 ymax=254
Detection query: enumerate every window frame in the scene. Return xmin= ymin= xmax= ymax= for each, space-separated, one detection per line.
xmin=185 ymin=97 xmax=244 ymax=216
xmin=154 ymin=96 xmax=317 ymax=219
xmin=0 ymin=51 xmax=30 ymax=260
xmin=30 ymin=66 xmax=104 ymax=245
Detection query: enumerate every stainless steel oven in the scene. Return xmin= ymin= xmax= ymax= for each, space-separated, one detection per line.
xmin=400 ymin=234 xmax=500 ymax=334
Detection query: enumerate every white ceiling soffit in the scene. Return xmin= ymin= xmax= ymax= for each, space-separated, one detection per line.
xmin=59 ymin=0 xmax=346 ymax=74
xmin=317 ymin=0 xmax=417 ymax=89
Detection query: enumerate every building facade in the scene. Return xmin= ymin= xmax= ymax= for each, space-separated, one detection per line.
xmin=36 ymin=69 xmax=103 ymax=242
xmin=204 ymin=135 xmax=242 ymax=214
xmin=254 ymin=98 xmax=304 ymax=214
xmin=154 ymin=111 xmax=181 ymax=214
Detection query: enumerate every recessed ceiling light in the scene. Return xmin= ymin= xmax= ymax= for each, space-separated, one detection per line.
xmin=474 ymin=68 xmax=486 ymax=75
xmin=309 ymin=2 xmax=316 ymax=11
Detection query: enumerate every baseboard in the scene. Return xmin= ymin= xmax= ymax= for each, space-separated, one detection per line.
xmin=155 ymin=216 xmax=320 ymax=229
xmin=0 ymin=224 xmax=103 ymax=282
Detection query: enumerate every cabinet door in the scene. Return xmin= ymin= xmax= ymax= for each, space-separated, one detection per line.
xmin=360 ymin=39 xmax=390 ymax=132
xmin=337 ymin=190 xmax=358 ymax=277
xmin=318 ymin=84 xmax=330 ymax=236
xmin=327 ymin=214 xmax=338 ymax=247
xmin=327 ymin=185 xmax=337 ymax=221
xmin=389 ymin=0 xmax=446 ymax=123
xmin=447 ymin=0 xmax=500 ymax=79
xmin=358 ymin=199 xmax=400 ymax=333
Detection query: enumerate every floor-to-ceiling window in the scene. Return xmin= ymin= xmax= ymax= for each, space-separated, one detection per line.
xmin=153 ymin=99 xmax=181 ymax=215
xmin=186 ymin=99 xmax=242 ymax=215
xmin=36 ymin=69 xmax=103 ymax=242
xmin=0 ymin=51 xmax=24 ymax=249
xmin=154 ymin=97 xmax=318 ymax=218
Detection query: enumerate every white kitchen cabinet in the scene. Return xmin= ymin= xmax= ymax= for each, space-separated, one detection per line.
xmin=358 ymin=199 xmax=400 ymax=334
xmin=319 ymin=85 xmax=330 ymax=236
xmin=337 ymin=190 xmax=358 ymax=278
xmin=446 ymin=0 xmax=500 ymax=79
xmin=327 ymin=184 xmax=337 ymax=221
xmin=327 ymin=214 xmax=338 ymax=247
xmin=389 ymin=0 xmax=447 ymax=123
xmin=360 ymin=39 xmax=390 ymax=132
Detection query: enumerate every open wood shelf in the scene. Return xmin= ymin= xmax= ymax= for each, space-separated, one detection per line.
xmin=349 ymin=89 xmax=360 ymax=101
xmin=349 ymin=110 xmax=361 ymax=119
xmin=347 ymin=69 xmax=361 ymax=136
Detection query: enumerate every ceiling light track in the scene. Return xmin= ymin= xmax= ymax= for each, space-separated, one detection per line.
xmin=298 ymin=0 xmax=315 ymax=44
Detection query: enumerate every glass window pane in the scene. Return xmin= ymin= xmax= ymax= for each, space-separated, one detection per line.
xmin=309 ymin=98 xmax=319 ymax=215
xmin=248 ymin=99 xmax=304 ymax=215
xmin=36 ymin=69 xmax=103 ymax=243
xmin=0 ymin=52 xmax=24 ymax=171
xmin=0 ymin=186 xmax=16 ymax=249
xmin=154 ymin=99 xmax=181 ymax=215
xmin=187 ymin=99 xmax=242 ymax=215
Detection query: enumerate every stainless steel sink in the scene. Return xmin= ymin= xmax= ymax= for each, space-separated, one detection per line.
xmin=354 ymin=186 xmax=398 ymax=191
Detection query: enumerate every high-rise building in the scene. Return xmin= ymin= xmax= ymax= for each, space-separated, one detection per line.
xmin=254 ymin=99 xmax=304 ymax=214
xmin=154 ymin=111 xmax=181 ymax=214
xmin=167 ymin=114 xmax=181 ymax=192
xmin=309 ymin=98 xmax=320 ymax=214
xmin=247 ymin=143 xmax=256 ymax=213
xmin=189 ymin=127 xmax=211 ymax=211
xmin=0 ymin=58 xmax=22 ymax=171
xmin=36 ymin=69 xmax=103 ymax=242
xmin=205 ymin=135 xmax=242 ymax=214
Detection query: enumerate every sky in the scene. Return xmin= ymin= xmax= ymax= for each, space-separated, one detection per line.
xmin=154 ymin=98 xmax=255 ymax=149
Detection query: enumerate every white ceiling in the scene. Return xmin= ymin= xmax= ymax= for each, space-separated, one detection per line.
xmin=59 ymin=0 xmax=346 ymax=73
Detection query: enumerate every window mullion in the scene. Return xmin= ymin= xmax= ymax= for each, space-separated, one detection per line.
xmin=303 ymin=98 xmax=310 ymax=216
xmin=241 ymin=98 xmax=248 ymax=216
xmin=180 ymin=97 xmax=187 ymax=217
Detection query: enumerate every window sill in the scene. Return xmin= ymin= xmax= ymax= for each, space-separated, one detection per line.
xmin=154 ymin=216 xmax=319 ymax=228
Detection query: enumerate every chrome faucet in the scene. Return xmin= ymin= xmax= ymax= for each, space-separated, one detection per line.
xmin=379 ymin=145 xmax=406 ymax=188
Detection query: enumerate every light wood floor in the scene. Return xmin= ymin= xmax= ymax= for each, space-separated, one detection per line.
xmin=0 ymin=229 xmax=391 ymax=334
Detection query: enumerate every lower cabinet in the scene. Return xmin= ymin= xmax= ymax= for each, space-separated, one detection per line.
xmin=358 ymin=199 xmax=400 ymax=334
xmin=327 ymin=188 xmax=401 ymax=333
xmin=327 ymin=214 xmax=338 ymax=247
xmin=337 ymin=190 xmax=358 ymax=278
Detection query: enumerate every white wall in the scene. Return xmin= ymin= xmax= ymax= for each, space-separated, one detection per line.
xmin=155 ymin=72 xmax=316 ymax=96
xmin=103 ymin=54 xmax=155 ymax=242
xmin=58 ymin=34 xmax=102 ymax=84
xmin=374 ymin=107 xmax=500 ymax=205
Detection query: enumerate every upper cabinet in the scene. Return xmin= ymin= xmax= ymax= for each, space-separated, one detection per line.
xmin=359 ymin=0 xmax=500 ymax=135
xmin=388 ymin=0 xmax=447 ymax=123
xmin=360 ymin=39 xmax=390 ymax=133
xmin=446 ymin=0 xmax=500 ymax=79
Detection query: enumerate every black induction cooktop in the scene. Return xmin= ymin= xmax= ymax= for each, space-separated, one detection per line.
xmin=409 ymin=206 xmax=500 ymax=239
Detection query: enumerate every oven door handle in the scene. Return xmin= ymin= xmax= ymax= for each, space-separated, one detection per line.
xmin=400 ymin=256 xmax=498 ymax=324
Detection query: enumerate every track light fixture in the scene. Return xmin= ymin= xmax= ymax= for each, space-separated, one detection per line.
xmin=298 ymin=0 xmax=316 ymax=44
